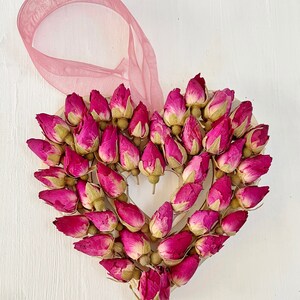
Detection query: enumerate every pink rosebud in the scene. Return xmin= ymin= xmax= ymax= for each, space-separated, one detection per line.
xmin=74 ymin=234 xmax=114 ymax=257
xmin=27 ymin=138 xmax=63 ymax=166
xmin=170 ymin=254 xmax=200 ymax=286
xmin=230 ymin=101 xmax=253 ymax=138
xmin=34 ymin=167 xmax=66 ymax=189
xmin=36 ymin=113 xmax=70 ymax=144
xmin=149 ymin=111 xmax=171 ymax=145
xmin=164 ymin=135 xmax=187 ymax=169
xmin=204 ymin=88 xmax=234 ymax=122
xmin=74 ymin=114 xmax=100 ymax=155
xmin=138 ymin=269 xmax=161 ymax=300
xmin=185 ymin=73 xmax=207 ymax=107
xmin=215 ymin=138 xmax=246 ymax=173
xmin=182 ymin=116 xmax=203 ymax=155
xmin=110 ymin=84 xmax=133 ymax=119
xmin=171 ymin=183 xmax=203 ymax=213
xmin=245 ymin=124 xmax=269 ymax=154
xmin=100 ymin=258 xmax=135 ymax=282
xmin=157 ymin=267 xmax=171 ymax=300
xmin=98 ymin=125 xmax=118 ymax=164
xmin=163 ymin=88 xmax=187 ymax=127
xmin=128 ymin=102 xmax=149 ymax=138
xmin=64 ymin=146 xmax=89 ymax=178
xmin=115 ymin=200 xmax=145 ymax=232
xmin=89 ymin=90 xmax=111 ymax=122
xmin=195 ymin=235 xmax=229 ymax=257
xmin=221 ymin=210 xmax=248 ymax=235
xmin=86 ymin=211 xmax=118 ymax=232
xmin=207 ymin=175 xmax=232 ymax=211
xmin=188 ymin=210 xmax=219 ymax=236
xmin=118 ymin=134 xmax=140 ymax=171
xmin=119 ymin=229 xmax=151 ymax=260
xmin=203 ymin=117 xmax=233 ymax=155
xmin=96 ymin=163 xmax=127 ymax=198
xmin=235 ymin=186 xmax=269 ymax=209
xmin=237 ymin=154 xmax=272 ymax=184
xmin=39 ymin=188 xmax=78 ymax=213
xmin=149 ymin=202 xmax=173 ymax=238
xmin=53 ymin=215 xmax=89 ymax=237
xmin=157 ymin=231 xmax=193 ymax=266
xmin=65 ymin=93 xmax=87 ymax=126
xmin=182 ymin=152 xmax=210 ymax=184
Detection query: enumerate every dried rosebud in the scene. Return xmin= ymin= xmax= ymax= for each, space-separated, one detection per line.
xmin=27 ymin=138 xmax=63 ymax=166
xmin=115 ymin=200 xmax=145 ymax=232
xmin=171 ymin=183 xmax=203 ymax=213
xmin=185 ymin=73 xmax=207 ymax=107
xmin=110 ymin=83 xmax=133 ymax=119
xmin=237 ymin=154 xmax=272 ymax=184
xmin=53 ymin=215 xmax=89 ymax=237
xmin=157 ymin=267 xmax=171 ymax=300
xmin=195 ymin=235 xmax=229 ymax=258
xmin=157 ymin=231 xmax=193 ymax=266
xmin=215 ymin=138 xmax=246 ymax=173
xmin=221 ymin=210 xmax=248 ymax=235
xmin=98 ymin=125 xmax=118 ymax=164
xmin=85 ymin=211 xmax=118 ymax=232
xmin=34 ymin=167 xmax=66 ymax=189
xmin=245 ymin=124 xmax=269 ymax=154
xmin=235 ymin=186 xmax=269 ymax=209
xmin=89 ymin=90 xmax=111 ymax=122
xmin=182 ymin=152 xmax=210 ymax=184
xmin=188 ymin=210 xmax=219 ymax=236
xmin=36 ymin=113 xmax=70 ymax=144
xmin=96 ymin=163 xmax=127 ymax=198
xmin=150 ymin=111 xmax=171 ymax=145
xmin=149 ymin=202 xmax=173 ymax=238
xmin=207 ymin=175 xmax=232 ymax=211
xmin=138 ymin=269 xmax=161 ymax=300
xmin=128 ymin=102 xmax=149 ymax=138
xmin=182 ymin=116 xmax=203 ymax=155
xmin=119 ymin=229 xmax=151 ymax=260
xmin=39 ymin=188 xmax=78 ymax=213
xmin=64 ymin=146 xmax=89 ymax=178
xmin=118 ymin=134 xmax=140 ymax=171
xmin=100 ymin=258 xmax=135 ymax=282
xmin=65 ymin=93 xmax=87 ymax=126
xmin=164 ymin=135 xmax=187 ymax=169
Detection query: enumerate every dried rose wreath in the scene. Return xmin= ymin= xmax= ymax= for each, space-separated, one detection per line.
xmin=27 ymin=73 xmax=272 ymax=300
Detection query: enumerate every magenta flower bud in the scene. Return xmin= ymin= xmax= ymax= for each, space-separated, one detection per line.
xmin=115 ymin=200 xmax=145 ymax=232
xmin=188 ymin=210 xmax=219 ymax=236
xmin=185 ymin=73 xmax=207 ymax=107
xmin=119 ymin=229 xmax=151 ymax=260
xmin=170 ymin=254 xmax=200 ymax=286
xmin=74 ymin=114 xmax=100 ymax=155
xmin=157 ymin=231 xmax=193 ymax=266
xmin=245 ymin=124 xmax=269 ymax=154
xmin=86 ymin=211 xmax=118 ymax=232
xmin=53 ymin=215 xmax=89 ymax=237
xmin=163 ymin=88 xmax=187 ymax=127
xmin=149 ymin=202 xmax=173 ymax=238
xmin=164 ymin=135 xmax=187 ymax=169
xmin=215 ymin=138 xmax=246 ymax=173
xmin=182 ymin=116 xmax=203 ymax=155
xmin=39 ymin=188 xmax=78 ymax=213
xmin=204 ymin=88 xmax=234 ymax=122
xmin=138 ymin=269 xmax=161 ymax=300
xmin=149 ymin=111 xmax=171 ymax=145
xmin=235 ymin=186 xmax=269 ymax=209
xmin=237 ymin=154 xmax=272 ymax=184
xmin=27 ymin=138 xmax=63 ymax=166
xmin=203 ymin=117 xmax=233 ymax=155
xmin=171 ymin=183 xmax=203 ymax=213
xmin=182 ymin=152 xmax=210 ymax=184
xmin=36 ymin=113 xmax=70 ymax=144
xmin=65 ymin=93 xmax=87 ymax=126
xmin=221 ymin=211 xmax=248 ymax=236
xmin=195 ymin=235 xmax=229 ymax=257
xmin=207 ymin=175 xmax=232 ymax=211
xmin=230 ymin=101 xmax=253 ymax=138
xmin=157 ymin=267 xmax=171 ymax=300
xmin=98 ymin=125 xmax=118 ymax=164
xmin=89 ymin=90 xmax=111 ymax=122
xmin=110 ymin=83 xmax=133 ymax=119
xmin=128 ymin=102 xmax=149 ymax=138
xmin=118 ymin=134 xmax=140 ymax=171
xmin=96 ymin=163 xmax=127 ymax=198
xmin=34 ymin=167 xmax=66 ymax=189
xmin=64 ymin=147 xmax=89 ymax=178
xmin=100 ymin=258 xmax=135 ymax=282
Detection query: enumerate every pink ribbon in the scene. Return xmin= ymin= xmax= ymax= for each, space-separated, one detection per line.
xmin=17 ymin=0 xmax=164 ymax=112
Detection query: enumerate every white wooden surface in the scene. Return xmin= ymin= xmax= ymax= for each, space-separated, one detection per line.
xmin=1 ymin=0 xmax=300 ymax=299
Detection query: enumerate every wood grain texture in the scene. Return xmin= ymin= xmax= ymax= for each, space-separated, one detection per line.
xmin=1 ymin=0 xmax=300 ymax=299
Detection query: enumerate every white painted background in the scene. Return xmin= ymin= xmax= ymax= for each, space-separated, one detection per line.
xmin=1 ymin=0 xmax=300 ymax=299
